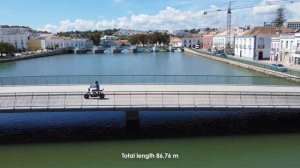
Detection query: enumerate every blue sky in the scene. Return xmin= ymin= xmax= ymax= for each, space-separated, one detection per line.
xmin=1 ymin=0 xmax=299 ymax=32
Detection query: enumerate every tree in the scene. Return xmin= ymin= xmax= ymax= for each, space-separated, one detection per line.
xmin=128 ymin=35 xmax=140 ymax=45
xmin=161 ymin=33 xmax=170 ymax=45
xmin=273 ymin=7 xmax=286 ymax=27
xmin=138 ymin=34 xmax=148 ymax=46
xmin=0 ymin=42 xmax=15 ymax=57
xmin=128 ymin=32 xmax=170 ymax=46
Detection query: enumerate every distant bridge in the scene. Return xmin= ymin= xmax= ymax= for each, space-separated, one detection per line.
xmin=91 ymin=45 xmax=184 ymax=54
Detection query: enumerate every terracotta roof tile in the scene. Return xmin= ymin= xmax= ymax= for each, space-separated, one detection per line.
xmin=242 ymin=27 xmax=294 ymax=36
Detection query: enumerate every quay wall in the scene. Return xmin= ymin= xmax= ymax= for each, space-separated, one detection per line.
xmin=0 ymin=49 xmax=70 ymax=64
xmin=184 ymin=48 xmax=300 ymax=83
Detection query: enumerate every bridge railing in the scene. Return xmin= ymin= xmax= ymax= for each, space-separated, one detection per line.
xmin=0 ymin=75 xmax=296 ymax=86
xmin=0 ymin=91 xmax=299 ymax=110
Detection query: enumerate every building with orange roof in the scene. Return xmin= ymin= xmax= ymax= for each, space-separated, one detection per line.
xmin=212 ymin=28 xmax=244 ymax=51
xmin=234 ymin=27 xmax=294 ymax=60
xmin=181 ymin=33 xmax=204 ymax=48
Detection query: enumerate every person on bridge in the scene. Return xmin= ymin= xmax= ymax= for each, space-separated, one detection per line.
xmin=91 ymin=81 xmax=100 ymax=92
xmin=95 ymin=81 xmax=100 ymax=91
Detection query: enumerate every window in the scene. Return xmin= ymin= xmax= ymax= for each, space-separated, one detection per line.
xmin=258 ymin=38 xmax=264 ymax=49
xmin=286 ymin=41 xmax=288 ymax=49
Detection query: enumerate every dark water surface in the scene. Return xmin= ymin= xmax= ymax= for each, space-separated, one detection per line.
xmin=1 ymin=111 xmax=300 ymax=168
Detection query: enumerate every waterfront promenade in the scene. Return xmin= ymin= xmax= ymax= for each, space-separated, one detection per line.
xmin=0 ymin=49 xmax=70 ymax=63
xmin=184 ymin=48 xmax=300 ymax=82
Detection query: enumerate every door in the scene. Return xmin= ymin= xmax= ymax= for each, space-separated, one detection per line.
xmin=258 ymin=51 xmax=263 ymax=60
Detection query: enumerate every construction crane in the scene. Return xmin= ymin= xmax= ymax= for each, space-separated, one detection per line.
xmin=203 ymin=0 xmax=300 ymax=54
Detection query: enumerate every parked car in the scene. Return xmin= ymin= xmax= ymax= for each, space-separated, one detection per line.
xmin=216 ymin=53 xmax=226 ymax=57
xmin=270 ymin=63 xmax=288 ymax=72
xmin=213 ymin=50 xmax=226 ymax=57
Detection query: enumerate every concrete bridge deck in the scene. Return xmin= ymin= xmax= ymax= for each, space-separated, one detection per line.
xmin=0 ymin=85 xmax=299 ymax=112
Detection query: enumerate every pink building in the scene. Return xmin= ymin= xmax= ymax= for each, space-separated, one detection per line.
xmin=203 ymin=34 xmax=213 ymax=50
xmin=203 ymin=32 xmax=218 ymax=50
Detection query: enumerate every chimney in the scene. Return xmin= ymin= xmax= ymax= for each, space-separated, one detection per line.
xmin=276 ymin=29 xmax=283 ymax=35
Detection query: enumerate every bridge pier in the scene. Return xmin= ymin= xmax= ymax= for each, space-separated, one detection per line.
xmin=130 ymin=48 xmax=137 ymax=53
xmin=111 ymin=49 xmax=122 ymax=53
xmin=94 ymin=49 xmax=104 ymax=54
xmin=168 ymin=48 xmax=175 ymax=52
xmin=125 ymin=110 xmax=140 ymax=128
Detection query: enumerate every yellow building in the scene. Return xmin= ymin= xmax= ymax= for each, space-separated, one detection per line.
xmin=170 ymin=37 xmax=182 ymax=47
xmin=28 ymin=39 xmax=46 ymax=51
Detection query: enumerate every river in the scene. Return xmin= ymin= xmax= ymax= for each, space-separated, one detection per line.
xmin=0 ymin=52 xmax=300 ymax=168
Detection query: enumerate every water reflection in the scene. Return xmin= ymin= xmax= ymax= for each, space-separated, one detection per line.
xmin=1 ymin=111 xmax=300 ymax=143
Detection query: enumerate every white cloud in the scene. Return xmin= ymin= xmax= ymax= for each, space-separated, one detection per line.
xmin=40 ymin=1 xmax=300 ymax=33
xmin=253 ymin=0 xmax=282 ymax=15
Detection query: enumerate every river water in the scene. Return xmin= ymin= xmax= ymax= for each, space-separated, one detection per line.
xmin=0 ymin=52 xmax=300 ymax=168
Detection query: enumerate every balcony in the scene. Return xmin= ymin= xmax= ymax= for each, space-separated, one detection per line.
xmin=258 ymin=45 xmax=265 ymax=49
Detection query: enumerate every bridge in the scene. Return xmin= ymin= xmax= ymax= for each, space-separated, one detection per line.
xmin=0 ymin=84 xmax=299 ymax=126
xmin=91 ymin=45 xmax=184 ymax=54
xmin=0 ymin=75 xmax=299 ymax=126
xmin=0 ymin=85 xmax=299 ymax=112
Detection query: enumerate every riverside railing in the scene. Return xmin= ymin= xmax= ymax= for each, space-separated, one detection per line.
xmin=0 ymin=75 xmax=297 ymax=86
xmin=0 ymin=91 xmax=299 ymax=111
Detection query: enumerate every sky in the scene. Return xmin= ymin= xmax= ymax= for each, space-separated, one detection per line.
xmin=0 ymin=0 xmax=300 ymax=33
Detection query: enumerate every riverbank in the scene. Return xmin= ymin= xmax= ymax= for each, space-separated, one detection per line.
xmin=184 ymin=48 xmax=300 ymax=83
xmin=0 ymin=49 xmax=71 ymax=64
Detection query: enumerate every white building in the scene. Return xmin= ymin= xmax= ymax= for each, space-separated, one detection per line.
xmin=213 ymin=30 xmax=228 ymax=50
xmin=271 ymin=33 xmax=300 ymax=65
xmin=100 ymin=35 xmax=117 ymax=47
xmin=287 ymin=22 xmax=300 ymax=30
xmin=0 ymin=25 xmax=32 ymax=50
xmin=171 ymin=30 xmax=190 ymax=38
xmin=234 ymin=27 xmax=293 ymax=60
xmin=182 ymin=38 xmax=202 ymax=48
xmin=114 ymin=29 xmax=147 ymax=36
xmin=213 ymin=28 xmax=243 ymax=51
xmin=0 ymin=34 xmax=28 ymax=50
xmin=278 ymin=34 xmax=296 ymax=64
xmin=294 ymin=33 xmax=300 ymax=65
xmin=182 ymin=33 xmax=203 ymax=48
xmin=270 ymin=36 xmax=281 ymax=62
xmin=45 ymin=37 xmax=93 ymax=50
xmin=0 ymin=25 xmax=31 ymax=35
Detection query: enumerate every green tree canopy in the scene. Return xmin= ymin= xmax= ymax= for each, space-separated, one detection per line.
xmin=56 ymin=29 xmax=119 ymax=45
xmin=0 ymin=42 xmax=16 ymax=57
xmin=273 ymin=8 xmax=286 ymax=27
xmin=128 ymin=32 xmax=170 ymax=46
